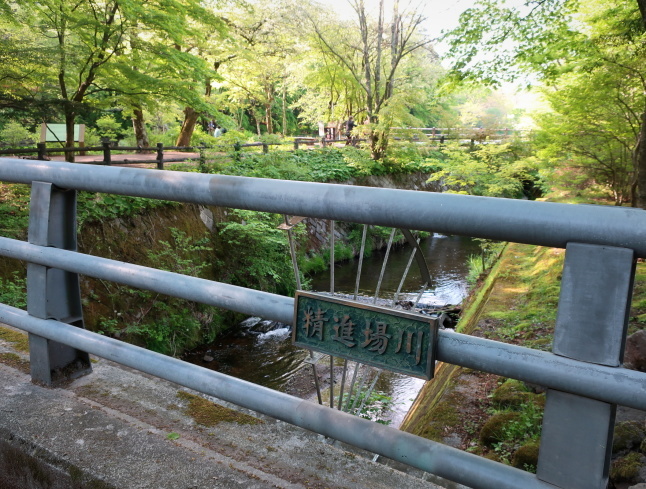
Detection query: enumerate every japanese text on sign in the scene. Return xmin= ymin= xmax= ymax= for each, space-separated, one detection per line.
xmin=293 ymin=291 xmax=438 ymax=380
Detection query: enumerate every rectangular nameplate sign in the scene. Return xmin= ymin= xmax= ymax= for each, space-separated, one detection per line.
xmin=293 ymin=291 xmax=438 ymax=380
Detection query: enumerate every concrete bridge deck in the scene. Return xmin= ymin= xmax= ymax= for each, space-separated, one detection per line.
xmin=0 ymin=326 xmax=457 ymax=489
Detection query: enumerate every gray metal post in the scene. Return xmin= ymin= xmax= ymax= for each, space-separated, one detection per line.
xmin=536 ymin=243 xmax=635 ymax=489
xmin=27 ymin=182 xmax=92 ymax=385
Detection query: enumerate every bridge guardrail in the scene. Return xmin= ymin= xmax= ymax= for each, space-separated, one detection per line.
xmin=0 ymin=158 xmax=644 ymax=489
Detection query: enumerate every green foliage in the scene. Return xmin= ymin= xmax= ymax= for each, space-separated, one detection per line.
xmin=216 ymin=210 xmax=297 ymax=295
xmin=466 ymin=239 xmax=505 ymax=285
xmin=77 ymin=192 xmax=174 ymax=228
xmin=95 ymin=115 xmax=125 ymax=142
xmin=384 ymin=141 xmax=441 ymax=174
xmin=97 ymin=228 xmax=223 ymax=356
xmin=148 ymin=228 xmax=212 ymax=277
xmin=0 ymin=122 xmax=35 ymax=146
xmin=0 ymin=184 xmax=30 ymax=239
xmin=205 ymin=147 xmax=366 ymax=183
xmin=427 ymin=143 xmax=541 ymax=198
xmin=346 ymin=390 xmax=395 ymax=425
xmin=483 ymin=400 xmax=544 ymax=465
xmin=296 ymin=148 xmax=358 ymax=181
xmin=126 ymin=304 xmax=204 ymax=355
xmin=0 ymin=272 xmax=26 ymax=308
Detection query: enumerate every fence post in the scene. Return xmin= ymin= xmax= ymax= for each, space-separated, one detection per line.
xmin=198 ymin=143 xmax=206 ymax=172
xmin=321 ymin=137 xmax=327 ymax=148
xmin=536 ymin=243 xmax=635 ymax=489
xmin=294 ymin=139 xmax=299 ymax=150
xmin=102 ymin=141 xmax=112 ymax=165
xmin=262 ymin=143 xmax=269 ymax=154
xmin=26 ymin=182 xmax=92 ymax=386
xmin=156 ymin=142 xmax=164 ymax=170
xmin=37 ymin=142 xmax=47 ymax=160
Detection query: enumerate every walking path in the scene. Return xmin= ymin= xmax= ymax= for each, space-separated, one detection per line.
xmin=49 ymin=151 xmax=200 ymax=168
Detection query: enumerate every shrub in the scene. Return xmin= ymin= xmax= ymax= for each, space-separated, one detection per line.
xmin=0 ymin=122 xmax=35 ymax=147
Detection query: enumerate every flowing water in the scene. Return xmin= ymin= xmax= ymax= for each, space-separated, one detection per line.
xmin=184 ymin=233 xmax=480 ymax=427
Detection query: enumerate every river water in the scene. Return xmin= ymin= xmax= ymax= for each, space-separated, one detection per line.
xmin=184 ymin=233 xmax=479 ymax=427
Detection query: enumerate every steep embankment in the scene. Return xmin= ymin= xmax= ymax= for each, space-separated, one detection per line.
xmin=74 ymin=172 xmax=440 ymax=354
xmin=402 ymin=240 xmax=646 ymax=483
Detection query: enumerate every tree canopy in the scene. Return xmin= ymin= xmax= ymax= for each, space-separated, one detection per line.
xmin=444 ymin=0 xmax=646 ymax=207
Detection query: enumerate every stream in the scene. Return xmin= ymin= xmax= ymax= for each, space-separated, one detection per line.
xmin=184 ymin=233 xmax=480 ymax=427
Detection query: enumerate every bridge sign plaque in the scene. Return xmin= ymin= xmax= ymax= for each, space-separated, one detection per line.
xmin=293 ymin=291 xmax=438 ymax=380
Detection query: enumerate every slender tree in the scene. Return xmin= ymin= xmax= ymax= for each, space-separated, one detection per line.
xmin=307 ymin=0 xmax=432 ymax=159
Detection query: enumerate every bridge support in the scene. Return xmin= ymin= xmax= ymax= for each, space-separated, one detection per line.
xmin=537 ymin=243 xmax=635 ymax=489
xmin=26 ymin=182 xmax=91 ymax=385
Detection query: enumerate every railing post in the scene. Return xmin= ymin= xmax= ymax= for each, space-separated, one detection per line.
xmin=536 ymin=243 xmax=635 ymax=489
xmin=26 ymin=182 xmax=92 ymax=386
xmin=262 ymin=143 xmax=269 ymax=154
xmin=321 ymin=137 xmax=327 ymax=148
xmin=233 ymin=142 xmax=241 ymax=161
xmin=102 ymin=141 xmax=112 ymax=165
xmin=156 ymin=142 xmax=164 ymax=170
xmin=37 ymin=142 xmax=47 ymax=161
xmin=294 ymin=139 xmax=299 ymax=150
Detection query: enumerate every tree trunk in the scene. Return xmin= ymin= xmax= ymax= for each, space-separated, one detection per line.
xmin=64 ymin=108 xmax=75 ymax=163
xmin=369 ymin=128 xmax=388 ymax=161
xmin=132 ymin=108 xmax=150 ymax=151
xmin=176 ymin=107 xmax=199 ymax=147
xmin=265 ymin=104 xmax=273 ymax=134
xmin=282 ymin=83 xmax=287 ymax=137
xmin=636 ymin=112 xmax=646 ymax=209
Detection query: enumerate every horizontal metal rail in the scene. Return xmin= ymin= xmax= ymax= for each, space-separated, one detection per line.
xmin=2 ymin=236 xmax=646 ymax=412
xmin=0 ymin=237 xmax=292 ymax=324
xmin=0 ymin=303 xmax=554 ymax=489
xmin=1 ymin=159 xmax=646 ymax=257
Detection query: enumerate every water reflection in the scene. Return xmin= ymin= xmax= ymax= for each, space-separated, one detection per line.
xmin=310 ymin=233 xmax=480 ymax=305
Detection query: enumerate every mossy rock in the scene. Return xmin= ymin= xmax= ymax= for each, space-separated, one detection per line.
xmin=511 ymin=442 xmax=540 ymax=471
xmin=479 ymin=412 xmax=521 ymax=447
xmin=610 ymin=452 xmax=644 ymax=482
xmin=613 ymin=421 xmax=645 ymax=454
xmin=483 ymin=451 xmax=501 ymax=462
xmin=490 ymin=379 xmax=532 ymax=409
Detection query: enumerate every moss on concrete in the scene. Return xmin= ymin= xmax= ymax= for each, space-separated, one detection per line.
xmin=610 ymin=452 xmax=644 ymax=482
xmin=0 ymin=352 xmax=29 ymax=373
xmin=0 ymin=326 xmax=29 ymax=352
xmin=176 ymin=391 xmax=263 ymax=427
xmin=613 ymin=421 xmax=646 ymax=454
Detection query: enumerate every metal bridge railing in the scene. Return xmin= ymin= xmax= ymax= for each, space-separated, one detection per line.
xmin=1 ymin=159 xmax=645 ymax=489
